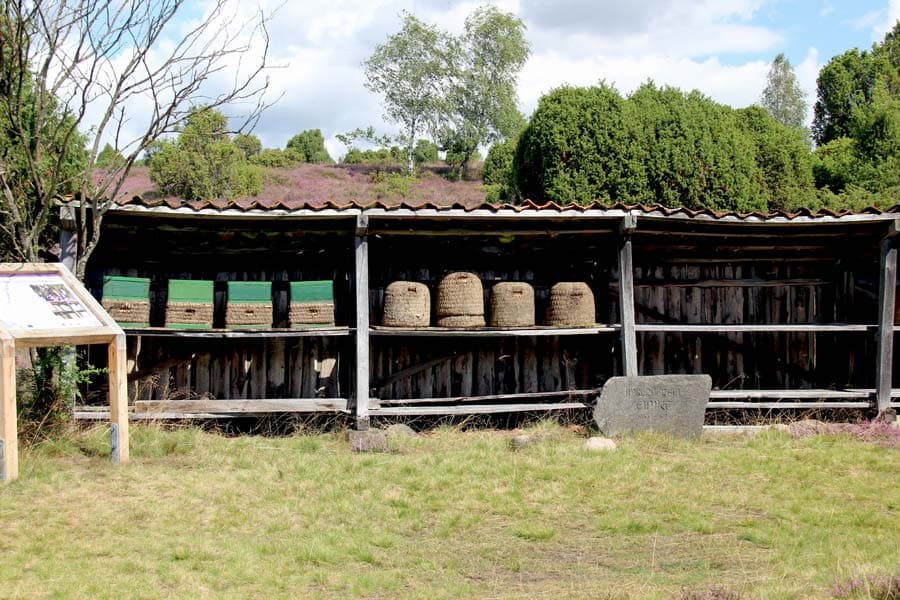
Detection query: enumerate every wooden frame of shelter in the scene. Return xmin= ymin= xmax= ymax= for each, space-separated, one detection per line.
xmin=71 ymin=202 xmax=900 ymax=427
xmin=0 ymin=263 xmax=129 ymax=481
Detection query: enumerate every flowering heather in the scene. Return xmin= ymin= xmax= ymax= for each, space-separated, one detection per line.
xmin=787 ymin=418 xmax=900 ymax=449
xmin=111 ymin=164 xmax=490 ymax=209
xmin=832 ymin=573 xmax=900 ymax=598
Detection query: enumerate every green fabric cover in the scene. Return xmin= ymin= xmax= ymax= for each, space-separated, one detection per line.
xmin=290 ymin=280 xmax=333 ymax=303
xmin=102 ymin=276 xmax=149 ymax=300
xmin=227 ymin=281 xmax=272 ymax=303
xmin=168 ymin=279 xmax=214 ymax=303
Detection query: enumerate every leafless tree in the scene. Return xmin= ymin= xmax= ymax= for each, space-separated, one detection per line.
xmin=0 ymin=0 xmax=275 ymax=278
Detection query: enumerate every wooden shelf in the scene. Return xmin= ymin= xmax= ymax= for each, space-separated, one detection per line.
xmin=370 ymin=325 xmax=619 ymax=337
xmin=635 ymin=324 xmax=873 ymax=333
xmin=122 ymin=326 xmax=353 ymax=338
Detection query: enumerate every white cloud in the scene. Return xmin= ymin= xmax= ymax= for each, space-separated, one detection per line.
xmin=66 ymin=0 xmax=877 ymax=156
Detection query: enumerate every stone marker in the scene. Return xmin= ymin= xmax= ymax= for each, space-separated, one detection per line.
xmin=593 ymin=375 xmax=711 ymax=438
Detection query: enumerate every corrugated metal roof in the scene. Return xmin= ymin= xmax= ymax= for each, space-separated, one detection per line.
xmin=110 ymin=194 xmax=900 ymax=223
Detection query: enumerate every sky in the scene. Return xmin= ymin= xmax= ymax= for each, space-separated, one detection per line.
xmin=153 ymin=0 xmax=900 ymax=159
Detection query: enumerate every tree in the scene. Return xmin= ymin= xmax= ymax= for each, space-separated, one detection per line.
xmin=760 ymin=53 xmax=809 ymax=137
xmin=0 ymin=0 xmax=274 ymax=278
xmin=286 ymin=129 xmax=332 ymax=163
xmin=363 ymin=13 xmax=450 ymax=175
xmin=95 ymin=144 xmax=125 ymax=170
xmin=813 ymin=22 xmax=900 ymax=146
xmin=513 ymin=82 xmax=815 ymax=212
xmin=439 ymin=7 xmax=529 ymax=179
xmin=234 ymin=134 xmax=262 ymax=160
xmin=737 ymin=105 xmax=815 ymax=210
xmin=514 ymin=84 xmax=645 ymax=206
xmin=149 ymin=107 xmax=260 ymax=200
xmin=0 ymin=15 xmax=87 ymax=262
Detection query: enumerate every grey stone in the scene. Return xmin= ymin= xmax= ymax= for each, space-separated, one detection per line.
xmin=509 ymin=433 xmax=541 ymax=450
xmin=383 ymin=423 xmax=417 ymax=439
xmin=593 ymin=375 xmax=711 ymax=438
xmin=584 ymin=437 xmax=617 ymax=451
xmin=349 ymin=428 xmax=388 ymax=453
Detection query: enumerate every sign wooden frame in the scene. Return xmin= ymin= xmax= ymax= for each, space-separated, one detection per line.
xmin=0 ymin=263 xmax=129 ymax=481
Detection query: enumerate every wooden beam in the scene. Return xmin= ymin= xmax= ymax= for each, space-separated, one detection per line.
xmin=133 ymin=398 xmax=348 ymax=413
xmin=369 ymin=402 xmax=589 ymax=416
xmin=121 ymin=327 xmax=352 ymax=338
xmin=709 ymin=389 xmax=871 ymax=399
xmin=108 ymin=335 xmax=130 ymax=464
xmin=369 ymin=325 xmax=620 ymax=337
xmin=635 ymin=324 xmax=872 ymax=333
xmin=354 ymin=215 xmax=370 ymax=429
xmin=875 ymin=236 xmax=897 ymax=414
xmin=375 ymin=388 xmax=601 ymax=405
xmin=0 ymin=332 xmax=17 ymax=481
xmin=618 ymin=217 xmax=638 ymax=376
xmin=707 ymin=402 xmax=870 ymax=409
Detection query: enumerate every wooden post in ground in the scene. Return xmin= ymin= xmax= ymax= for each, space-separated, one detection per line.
xmin=618 ymin=215 xmax=638 ymax=377
xmin=354 ymin=215 xmax=371 ymax=430
xmin=875 ymin=222 xmax=899 ymax=415
xmin=0 ymin=332 xmax=17 ymax=481
xmin=108 ymin=334 xmax=130 ymax=464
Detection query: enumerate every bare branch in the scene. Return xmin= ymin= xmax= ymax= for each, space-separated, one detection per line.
xmin=0 ymin=0 xmax=277 ymax=274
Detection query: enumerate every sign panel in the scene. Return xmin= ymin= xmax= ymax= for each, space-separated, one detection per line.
xmin=0 ymin=274 xmax=102 ymax=331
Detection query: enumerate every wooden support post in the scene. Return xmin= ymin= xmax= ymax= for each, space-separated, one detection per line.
xmin=108 ymin=334 xmax=130 ymax=464
xmin=618 ymin=216 xmax=638 ymax=377
xmin=875 ymin=224 xmax=899 ymax=415
xmin=354 ymin=215 xmax=371 ymax=430
xmin=0 ymin=334 xmax=17 ymax=481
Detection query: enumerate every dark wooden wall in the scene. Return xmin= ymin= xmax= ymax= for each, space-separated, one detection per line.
xmin=85 ymin=214 xmax=892 ymax=405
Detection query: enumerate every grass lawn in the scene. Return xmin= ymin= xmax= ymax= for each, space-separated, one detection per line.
xmin=0 ymin=422 xmax=897 ymax=599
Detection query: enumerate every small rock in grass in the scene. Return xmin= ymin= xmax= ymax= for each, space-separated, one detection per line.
xmin=584 ymin=436 xmax=617 ymax=451
xmin=509 ymin=433 xmax=541 ymax=450
xmin=349 ymin=428 xmax=388 ymax=453
xmin=384 ymin=423 xmax=417 ymax=439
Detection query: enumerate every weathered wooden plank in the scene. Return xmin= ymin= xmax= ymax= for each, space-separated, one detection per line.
xmin=121 ymin=327 xmax=353 ymax=338
xmin=302 ymin=339 xmax=318 ymax=398
xmin=709 ymin=389 xmax=871 ymax=398
xmin=618 ymin=224 xmax=638 ymax=376
xmin=266 ymin=338 xmax=286 ymax=398
xmin=317 ymin=338 xmax=338 ymax=397
xmin=288 ymin=339 xmax=303 ymax=399
xmin=195 ymin=352 xmax=211 ymax=396
xmin=373 ymin=353 xmax=454 ymax=391
xmin=369 ymin=326 xmax=619 ymax=337
xmin=369 ymin=402 xmax=590 ymax=416
xmin=520 ymin=337 xmax=538 ymax=393
xmin=378 ymin=388 xmax=599 ymax=405
xmin=475 ymin=346 xmax=493 ymax=396
xmin=134 ymin=398 xmax=349 ymax=413
xmin=1 ymin=336 xmax=18 ymax=480
xmin=875 ymin=236 xmax=898 ymax=413
xmin=108 ymin=335 xmax=130 ymax=464
xmin=707 ymin=401 xmax=870 ymax=409
xmin=633 ymin=324 xmax=872 ymax=332
xmin=354 ymin=219 xmax=371 ymax=426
